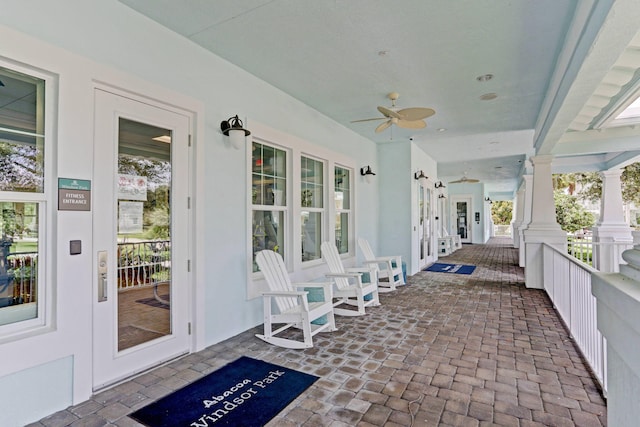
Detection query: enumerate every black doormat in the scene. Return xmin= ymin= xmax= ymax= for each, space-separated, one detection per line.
xmin=130 ymin=356 xmax=318 ymax=427
xmin=136 ymin=295 xmax=170 ymax=309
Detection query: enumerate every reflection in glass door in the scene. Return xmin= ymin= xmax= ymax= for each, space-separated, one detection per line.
xmin=117 ymin=118 xmax=172 ymax=351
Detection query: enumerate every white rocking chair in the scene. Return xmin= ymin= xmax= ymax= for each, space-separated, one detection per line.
xmin=443 ymin=228 xmax=462 ymax=251
xmin=320 ymin=241 xmax=380 ymax=316
xmin=357 ymin=238 xmax=405 ymax=292
xmin=255 ymin=250 xmax=337 ymax=349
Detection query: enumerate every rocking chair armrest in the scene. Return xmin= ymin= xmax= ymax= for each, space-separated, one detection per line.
xmin=292 ymin=281 xmax=333 ymax=288
xmin=325 ymin=272 xmax=361 ymax=279
xmin=262 ymin=290 xmax=308 ymax=298
xmin=371 ymin=255 xmax=399 ymax=263
xmin=345 ymin=267 xmax=375 ymax=274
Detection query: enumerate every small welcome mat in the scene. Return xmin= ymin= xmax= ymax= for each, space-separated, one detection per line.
xmin=130 ymin=356 xmax=318 ymax=427
xmin=424 ymin=263 xmax=476 ymax=275
xmin=136 ymin=295 xmax=170 ymax=310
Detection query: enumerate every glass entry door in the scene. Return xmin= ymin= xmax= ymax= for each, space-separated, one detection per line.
xmin=453 ymin=196 xmax=472 ymax=243
xmin=92 ymin=89 xmax=191 ymax=390
xmin=417 ymin=182 xmax=434 ymax=269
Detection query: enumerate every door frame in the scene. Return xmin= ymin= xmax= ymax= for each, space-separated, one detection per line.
xmin=451 ymin=195 xmax=473 ymax=244
xmin=91 ymin=83 xmax=202 ymax=389
xmin=417 ymin=180 xmax=436 ymax=270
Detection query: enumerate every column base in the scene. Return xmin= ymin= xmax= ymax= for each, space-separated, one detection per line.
xmin=523 ymin=227 xmax=567 ymax=289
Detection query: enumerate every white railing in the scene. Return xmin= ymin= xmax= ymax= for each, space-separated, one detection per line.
xmin=543 ymin=243 xmax=607 ymax=395
xmin=567 ymin=236 xmax=633 ymax=272
xmin=117 ymin=240 xmax=170 ymax=290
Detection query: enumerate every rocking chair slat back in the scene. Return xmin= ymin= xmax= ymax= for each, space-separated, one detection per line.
xmin=256 ymin=250 xmax=297 ymax=313
xmin=320 ymin=241 xmax=349 ymax=290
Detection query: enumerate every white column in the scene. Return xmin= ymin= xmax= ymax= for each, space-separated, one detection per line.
xmin=592 ymin=168 xmax=633 ymax=272
xmin=511 ymin=187 xmax=524 ymax=249
xmin=518 ymin=175 xmax=533 ymax=267
xmin=523 ymin=155 xmax=566 ymax=289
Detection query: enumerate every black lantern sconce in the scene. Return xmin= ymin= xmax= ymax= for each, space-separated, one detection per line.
xmin=434 ymin=181 xmax=446 ymax=189
xmin=360 ymin=165 xmax=376 ymax=183
xmin=414 ymin=170 xmax=428 ymax=181
xmin=220 ymin=115 xmax=251 ymax=149
xmin=485 ymin=197 xmax=493 ymax=204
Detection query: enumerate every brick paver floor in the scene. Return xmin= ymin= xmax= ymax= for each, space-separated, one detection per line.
xmin=32 ymin=238 xmax=607 ymax=426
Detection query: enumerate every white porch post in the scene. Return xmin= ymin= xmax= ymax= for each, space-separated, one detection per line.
xmin=518 ymin=175 xmax=533 ymax=267
xmin=511 ymin=186 xmax=524 ymax=249
xmin=523 ymin=155 xmax=566 ymax=289
xmin=592 ymin=247 xmax=640 ymax=426
xmin=592 ymin=168 xmax=633 ymax=272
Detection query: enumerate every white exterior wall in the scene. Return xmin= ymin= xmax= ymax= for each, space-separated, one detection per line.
xmin=377 ymin=142 xmax=438 ymax=275
xmin=0 ymin=1 xmax=379 ymax=425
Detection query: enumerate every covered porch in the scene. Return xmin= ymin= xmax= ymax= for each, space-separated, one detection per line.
xmin=32 ymin=238 xmax=606 ymax=426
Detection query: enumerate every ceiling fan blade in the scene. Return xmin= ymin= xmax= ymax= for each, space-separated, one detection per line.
xmin=449 ymin=177 xmax=480 ymax=184
xmin=375 ymin=120 xmax=393 ymax=133
xmin=377 ymin=106 xmax=402 ymax=119
xmin=397 ymin=107 xmax=436 ymax=121
xmin=397 ymin=119 xmax=426 ymax=129
xmin=350 ymin=117 xmax=387 ymax=123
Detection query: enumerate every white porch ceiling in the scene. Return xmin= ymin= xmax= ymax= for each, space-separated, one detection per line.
xmin=119 ymin=0 xmax=640 ymax=197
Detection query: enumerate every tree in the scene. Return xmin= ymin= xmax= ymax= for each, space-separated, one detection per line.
xmin=554 ymin=190 xmax=595 ymax=233
xmin=491 ymin=201 xmax=512 ymax=225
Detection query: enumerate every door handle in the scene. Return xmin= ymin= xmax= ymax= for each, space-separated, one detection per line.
xmin=97 ymin=250 xmax=108 ymax=302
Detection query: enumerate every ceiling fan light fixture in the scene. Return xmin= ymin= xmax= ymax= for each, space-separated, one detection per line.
xmin=480 ymin=93 xmax=498 ymax=101
xmin=476 ymin=74 xmax=494 ymax=82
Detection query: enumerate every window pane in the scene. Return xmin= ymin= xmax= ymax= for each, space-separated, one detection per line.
xmin=0 ymin=202 xmax=38 ymax=326
xmin=335 ymin=166 xmax=350 ymax=209
xmin=336 ymin=212 xmax=349 ymax=254
xmin=302 ymin=211 xmax=321 ymax=261
xmin=253 ymin=142 xmax=287 ymax=207
xmin=253 ymin=210 xmax=285 ymax=272
xmin=301 ymin=157 xmax=323 ymax=208
xmin=0 ymin=67 xmax=45 ymax=193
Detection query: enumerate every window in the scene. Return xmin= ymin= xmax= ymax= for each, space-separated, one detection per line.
xmin=334 ymin=166 xmax=351 ymax=254
xmin=301 ymin=156 xmax=324 ymax=262
xmin=251 ymin=142 xmax=287 ymax=272
xmin=0 ymin=65 xmax=47 ymax=330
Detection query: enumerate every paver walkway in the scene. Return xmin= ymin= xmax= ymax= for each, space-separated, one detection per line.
xmin=33 ymin=238 xmax=607 ymax=426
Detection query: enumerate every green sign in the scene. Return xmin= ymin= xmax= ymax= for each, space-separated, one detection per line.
xmin=58 ymin=178 xmax=91 ymax=191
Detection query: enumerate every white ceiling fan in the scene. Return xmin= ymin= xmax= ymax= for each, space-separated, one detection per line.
xmin=351 ymin=92 xmax=436 ymax=133
xmin=449 ymin=173 xmax=480 ymax=184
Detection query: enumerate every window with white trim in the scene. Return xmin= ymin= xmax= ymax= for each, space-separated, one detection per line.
xmin=301 ymin=156 xmax=324 ymax=262
xmin=251 ymin=141 xmax=287 ymax=272
xmin=334 ymin=166 xmax=352 ymax=254
xmin=0 ymin=64 xmax=48 ymax=331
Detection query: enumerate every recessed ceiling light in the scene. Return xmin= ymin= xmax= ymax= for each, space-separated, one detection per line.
xmin=480 ymin=93 xmax=498 ymax=101
xmin=476 ymin=74 xmax=494 ymax=82
xmin=489 ymin=141 xmax=499 ymax=144
xmin=438 ymin=128 xmax=447 ymax=132
xmin=378 ymin=50 xmax=389 ymax=56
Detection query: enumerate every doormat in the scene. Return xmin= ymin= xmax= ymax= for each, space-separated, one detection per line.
xmin=136 ymin=295 xmax=170 ymax=310
xmin=424 ymin=263 xmax=476 ymax=275
xmin=129 ymin=356 xmax=318 ymax=427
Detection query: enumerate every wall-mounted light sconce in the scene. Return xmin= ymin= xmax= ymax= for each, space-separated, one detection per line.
xmin=434 ymin=181 xmax=446 ymax=189
xmin=220 ymin=115 xmax=251 ymax=149
xmin=485 ymin=197 xmax=493 ymax=204
xmin=360 ymin=165 xmax=376 ymax=183
xmin=414 ymin=170 xmax=428 ymax=181
xmin=438 ymin=194 xmax=446 ymax=199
